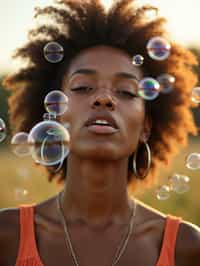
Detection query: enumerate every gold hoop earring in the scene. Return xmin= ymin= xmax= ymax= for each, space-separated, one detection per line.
xmin=133 ymin=142 xmax=151 ymax=179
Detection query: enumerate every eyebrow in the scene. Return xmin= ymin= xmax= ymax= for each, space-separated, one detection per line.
xmin=69 ymin=69 xmax=139 ymax=82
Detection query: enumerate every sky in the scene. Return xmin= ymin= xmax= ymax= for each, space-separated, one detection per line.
xmin=1 ymin=0 xmax=200 ymax=72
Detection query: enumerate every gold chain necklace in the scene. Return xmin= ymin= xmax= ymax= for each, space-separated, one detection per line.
xmin=57 ymin=191 xmax=137 ymax=266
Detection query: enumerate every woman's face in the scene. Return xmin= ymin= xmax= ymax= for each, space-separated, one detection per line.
xmin=62 ymin=45 xmax=147 ymax=161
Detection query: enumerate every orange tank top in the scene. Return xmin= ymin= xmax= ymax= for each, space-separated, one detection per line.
xmin=15 ymin=205 xmax=182 ymax=266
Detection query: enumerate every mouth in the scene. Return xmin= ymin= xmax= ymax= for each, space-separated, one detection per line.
xmin=85 ymin=113 xmax=119 ymax=134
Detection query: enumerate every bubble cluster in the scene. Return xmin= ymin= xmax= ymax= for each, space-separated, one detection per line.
xmin=0 ymin=118 xmax=7 ymax=143
xmin=138 ymin=77 xmax=160 ymax=100
xmin=28 ymin=120 xmax=70 ymax=166
xmin=168 ymin=174 xmax=190 ymax=194
xmin=44 ymin=90 xmax=69 ymax=116
xmin=11 ymin=132 xmax=30 ymax=157
xmin=147 ymin=36 xmax=171 ymax=61
xmin=186 ymin=153 xmax=200 ymax=170
xmin=191 ymin=87 xmax=200 ymax=103
xmin=132 ymin=54 xmax=144 ymax=66
xmin=157 ymin=74 xmax=175 ymax=94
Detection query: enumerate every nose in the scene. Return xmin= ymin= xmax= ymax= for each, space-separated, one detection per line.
xmin=91 ymin=94 xmax=116 ymax=110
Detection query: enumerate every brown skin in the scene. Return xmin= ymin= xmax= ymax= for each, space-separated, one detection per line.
xmin=0 ymin=46 xmax=200 ymax=266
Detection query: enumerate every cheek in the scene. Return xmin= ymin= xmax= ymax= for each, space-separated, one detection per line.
xmin=124 ymin=99 xmax=145 ymax=143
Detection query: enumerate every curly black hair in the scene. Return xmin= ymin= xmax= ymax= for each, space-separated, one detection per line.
xmin=3 ymin=0 xmax=198 ymax=195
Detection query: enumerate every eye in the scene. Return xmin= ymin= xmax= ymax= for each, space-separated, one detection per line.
xmin=71 ymin=86 xmax=93 ymax=93
xmin=117 ymin=90 xmax=137 ymax=98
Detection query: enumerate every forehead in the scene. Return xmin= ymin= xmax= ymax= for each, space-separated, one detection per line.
xmin=66 ymin=45 xmax=143 ymax=79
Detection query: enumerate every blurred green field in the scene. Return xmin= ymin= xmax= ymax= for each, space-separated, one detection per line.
xmin=0 ymin=138 xmax=200 ymax=226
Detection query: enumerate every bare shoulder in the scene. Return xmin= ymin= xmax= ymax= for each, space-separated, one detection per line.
xmin=175 ymin=220 xmax=200 ymax=266
xmin=0 ymin=207 xmax=20 ymax=264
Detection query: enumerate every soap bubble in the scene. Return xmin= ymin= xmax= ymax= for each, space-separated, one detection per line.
xmin=11 ymin=132 xmax=30 ymax=157
xmin=43 ymin=41 xmax=64 ymax=63
xmin=185 ymin=153 xmax=200 ymax=170
xmin=132 ymin=54 xmax=144 ymax=66
xmin=28 ymin=120 xmax=70 ymax=166
xmin=156 ymin=185 xmax=170 ymax=200
xmin=191 ymin=87 xmax=200 ymax=103
xmin=43 ymin=112 xmax=57 ymax=121
xmin=14 ymin=188 xmax=29 ymax=201
xmin=44 ymin=90 xmax=69 ymax=116
xmin=0 ymin=118 xmax=7 ymax=143
xmin=138 ymin=77 xmax=160 ymax=100
xmin=157 ymin=74 xmax=175 ymax=94
xmin=168 ymin=174 xmax=190 ymax=194
xmin=147 ymin=36 xmax=171 ymax=61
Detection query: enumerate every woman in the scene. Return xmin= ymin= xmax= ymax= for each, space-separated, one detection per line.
xmin=1 ymin=0 xmax=200 ymax=265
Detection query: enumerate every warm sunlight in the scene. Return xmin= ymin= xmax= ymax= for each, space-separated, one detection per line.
xmin=1 ymin=0 xmax=200 ymax=71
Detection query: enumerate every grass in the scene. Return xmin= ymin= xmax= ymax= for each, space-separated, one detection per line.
xmin=0 ymin=138 xmax=200 ymax=226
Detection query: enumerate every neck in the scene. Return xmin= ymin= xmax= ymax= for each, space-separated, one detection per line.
xmin=61 ymin=153 xmax=133 ymax=228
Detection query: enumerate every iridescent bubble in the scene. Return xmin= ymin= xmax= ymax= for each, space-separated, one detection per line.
xmin=11 ymin=132 xmax=30 ymax=157
xmin=43 ymin=112 xmax=57 ymax=121
xmin=168 ymin=174 xmax=190 ymax=194
xmin=156 ymin=185 xmax=170 ymax=200
xmin=43 ymin=41 xmax=64 ymax=63
xmin=157 ymin=74 xmax=175 ymax=94
xmin=191 ymin=87 xmax=200 ymax=103
xmin=132 ymin=54 xmax=144 ymax=66
xmin=147 ymin=36 xmax=171 ymax=61
xmin=14 ymin=188 xmax=29 ymax=201
xmin=138 ymin=77 xmax=160 ymax=100
xmin=185 ymin=153 xmax=200 ymax=170
xmin=44 ymin=90 xmax=69 ymax=116
xmin=28 ymin=120 xmax=70 ymax=166
xmin=0 ymin=118 xmax=7 ymax=143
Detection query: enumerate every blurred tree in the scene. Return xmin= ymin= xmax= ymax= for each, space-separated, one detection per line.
xmin=0 ymin=75 xmax=11 ymax=147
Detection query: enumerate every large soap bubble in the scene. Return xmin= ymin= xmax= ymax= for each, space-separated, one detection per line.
xmin=43 ymin=41 xmax=64 ymax=63
xmin=11 ymin=132 xmax=30 ymax=157
xmin=28 ymin=120 xmax=70 ymax=166
xmin=0 ymin=118 xmax=7 ymax=143
xmin=147 ymin=36 xmax=171 ymax=61
xmin=44 ymin=90 xmax=69 ymax=116
xmin=138 ymin=77 xmax=160 ymax=100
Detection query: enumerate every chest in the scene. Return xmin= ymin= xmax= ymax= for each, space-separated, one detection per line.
xmin=35 ymin=223 xmax=163 ymax=266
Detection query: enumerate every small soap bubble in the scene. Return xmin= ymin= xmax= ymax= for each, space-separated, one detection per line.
xmin=191 ymin=87 xmax=200 ymax=103
xmin=156 ymin=185 xmax=170 ymax=200
xmin=185 ymin=153 xmax=200 ymax=170
xmin=138 ymin=77 xmax=160 ymax=100
xmin=28 ymin=120 xmax=70 ymax=166
xmin=168 ymin=174 xmax=190 ymax=194
xmin=44 ymin=90 xmax=69 ymax=116
xmin=11 ymin=132 xmax=30 ymax=157
xmin=0 ymin=118 xmax=7 ymax=143
xmin=147 ymin=36 xmax=171 ymax=61
xmin=14 ymin=188 xmax=29 ymax=201
xmin=157 ymin=74 xmax=175 ymax=94
xmin=43 ymin=112 xmax=57 ymax=121
xmin=132 ymin=54 xmax=144 ymax=66
xmin=43 ymin=41 xmax=64 ymax=63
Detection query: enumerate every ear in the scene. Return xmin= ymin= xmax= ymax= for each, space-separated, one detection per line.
xmin=139 ymin=115 xmax=152 ymax=143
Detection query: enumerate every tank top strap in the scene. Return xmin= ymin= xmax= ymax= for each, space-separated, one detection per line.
xmin=156 ymin=215 xmax=182 ymax=266
xmin=15 ymin=204 xmax=44 ymax=265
